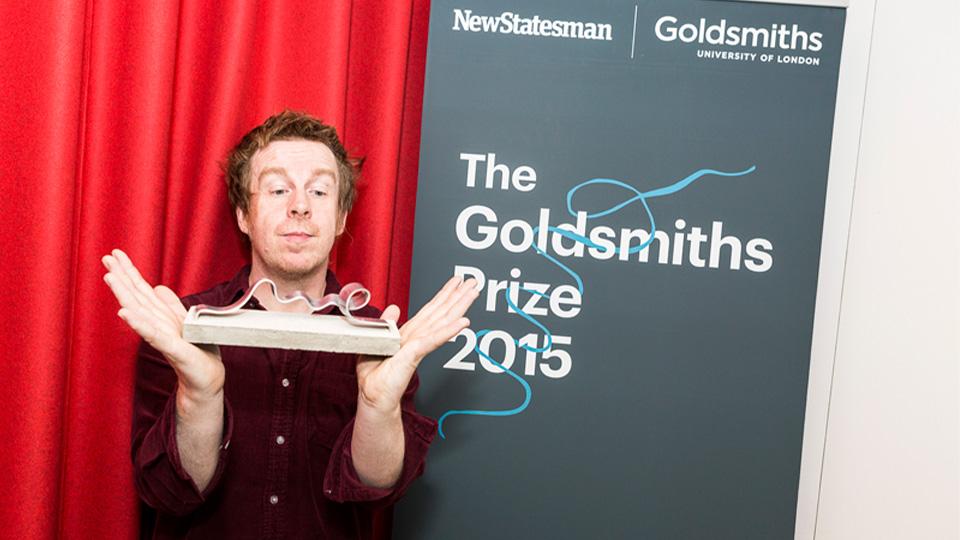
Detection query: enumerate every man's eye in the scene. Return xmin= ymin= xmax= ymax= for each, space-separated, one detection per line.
xmin=309 ymin=190 xmax=326 ymax=197
xmin=270 ymin=189 xmax=288 ymax=196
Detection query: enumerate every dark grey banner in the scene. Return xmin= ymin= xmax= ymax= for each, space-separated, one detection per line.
xmin=398 ymin=1 xmax=845 ymax=538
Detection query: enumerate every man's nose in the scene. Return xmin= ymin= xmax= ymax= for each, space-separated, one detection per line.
xmin=288 ymin=190 xmax=311 ymax=217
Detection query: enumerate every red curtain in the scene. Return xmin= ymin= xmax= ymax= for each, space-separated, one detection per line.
xmin=0 ymin=1 xmax=431 ymax=538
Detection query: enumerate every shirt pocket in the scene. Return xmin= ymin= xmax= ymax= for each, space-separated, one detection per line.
xmin=306 ymin=369 xmax=359 ymax=450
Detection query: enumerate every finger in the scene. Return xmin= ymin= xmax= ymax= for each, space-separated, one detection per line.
xmin=440 ymin=281 xmax=480 ymax=323
xmin=104 ymin=265 xmax=179 ymax=334
xmin=430 ymin=317 xmax=471 ymax=352
xmin=111 ymin=250 xmax=163 ymax=310
xmin=112 ymin=249 xmax=179 ymax=321
xmin=409 ymin=316 xmax=471 ymax=366
xmin=114 ymin=288 xmax=182 ymax=333
xmin=439 ymin=278 xmax=479 ymax=317
xmin=380 ymin=305 xmax=400 ymax=323
xmin=415 ymin=279 xmax=479 ymax=334
xmin=117 ymin=307 xmax=160 ymax=344
xmin=432 ymin=278 xmax=478 ymax=319
xmin=423 ymin=282 xmax=480 ymax=333
xmin=118 ymin=304 xmax=207 ymax=372
xmin=103 ymin=255 xmax=135 ymax=300
xmin=103 ymin=269 xmax=146 ymax=311
xmin=155 ymin=285 xmax=188 ymax=319
xmin=117 ymin=305 xmax=183 ymax=356
xmin=408 ymin=276 xmax=461 ymax=325
xmin=102 ymin=254 xmax=150 ymax=312
xmin=402 ymin=276 xmax=462 ymax=338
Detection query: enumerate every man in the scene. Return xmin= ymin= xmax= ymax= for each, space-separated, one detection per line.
xmin=102 ymin=111 xmax=478 ymax=539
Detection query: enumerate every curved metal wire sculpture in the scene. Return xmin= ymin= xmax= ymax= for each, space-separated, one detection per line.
xmin=194 ymin=278 xmax=390 ymax=328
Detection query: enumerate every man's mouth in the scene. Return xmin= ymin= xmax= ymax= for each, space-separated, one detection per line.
xmin=282 ymin=232 xmax=314 ymax=241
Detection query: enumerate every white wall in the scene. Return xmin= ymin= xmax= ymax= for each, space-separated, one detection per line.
xmin=814 ymin=1 xmax=959 ymax=539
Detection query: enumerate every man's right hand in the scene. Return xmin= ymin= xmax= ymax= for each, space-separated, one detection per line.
xmin=102 ymin=249 xmax=224 ymax=402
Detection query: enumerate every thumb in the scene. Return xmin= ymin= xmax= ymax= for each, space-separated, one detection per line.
xmin=381 ymin=304 xmax=401 ymax=323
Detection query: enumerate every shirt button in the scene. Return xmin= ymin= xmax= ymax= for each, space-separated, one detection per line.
xmin=269 ymin=495 xmax=279 ymax=505
xmin=276 ymin=435 xmax=285 ymax=445
xmin=281 ymin=378 xmax=290 ymax=388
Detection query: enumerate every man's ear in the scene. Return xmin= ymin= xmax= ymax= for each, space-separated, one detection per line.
xmin=236 ymin=207 xmax=250 ymax=235
xmin=336 ymin=210 xmax=348 ymax=236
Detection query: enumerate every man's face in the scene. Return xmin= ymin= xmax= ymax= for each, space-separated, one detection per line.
xmin=237 ymin=139 xmax=346 ymax=282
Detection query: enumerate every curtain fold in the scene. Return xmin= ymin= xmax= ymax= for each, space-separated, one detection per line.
xmin=0 ymin=1 xmax=430 ymax=538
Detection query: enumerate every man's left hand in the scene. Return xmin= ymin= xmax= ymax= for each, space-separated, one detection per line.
xmin=356 ymin=276 xmax=479 ymax=413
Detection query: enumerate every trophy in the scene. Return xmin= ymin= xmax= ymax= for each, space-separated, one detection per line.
xmin=182 ymin=279 xmax=401 ymax=356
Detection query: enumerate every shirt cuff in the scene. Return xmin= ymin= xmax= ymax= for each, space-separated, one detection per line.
xmin=134 ymin=392 xmax=234 ymax=514
xmin=322 ymin=409 xmax=437 ymax=506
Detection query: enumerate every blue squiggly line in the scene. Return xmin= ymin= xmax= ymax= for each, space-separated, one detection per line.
xmin=437 ymin=166 xmax=756 ymax=438
xmin=532 ymin=241 xmax=584 ymax=295
xmin=437 ymin=293 xmax=539 ymax=439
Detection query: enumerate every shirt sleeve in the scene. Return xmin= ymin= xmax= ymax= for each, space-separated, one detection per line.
xmin=131 ymin=339 xmax=234 ymax=516
xmin=321 ymin=372 xmax=437 ymax=507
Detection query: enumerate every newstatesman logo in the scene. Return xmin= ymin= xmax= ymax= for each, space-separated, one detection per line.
xmin=452 ymin=9 xmax=613 ymax=41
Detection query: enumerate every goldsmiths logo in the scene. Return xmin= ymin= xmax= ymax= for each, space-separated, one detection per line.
xmin=654 ymin=15 xmax=823 ymax=51
xmin=651 ymin=14 xmax=827 ymax=66
xmin=452 ymin=9 xmax=613 ymax=41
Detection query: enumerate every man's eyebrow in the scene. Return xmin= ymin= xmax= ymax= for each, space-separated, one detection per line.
xmin=310 ymin=168 xmax=337 ymax=180
xmin=257 ymin=167 xmax=337 ymax=182
xmin=257 ymin=167 xmax=288 ymax=182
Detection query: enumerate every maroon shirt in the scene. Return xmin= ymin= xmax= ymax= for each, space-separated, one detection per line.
xmin=132 ymin=266 xmax=437 ymax=539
